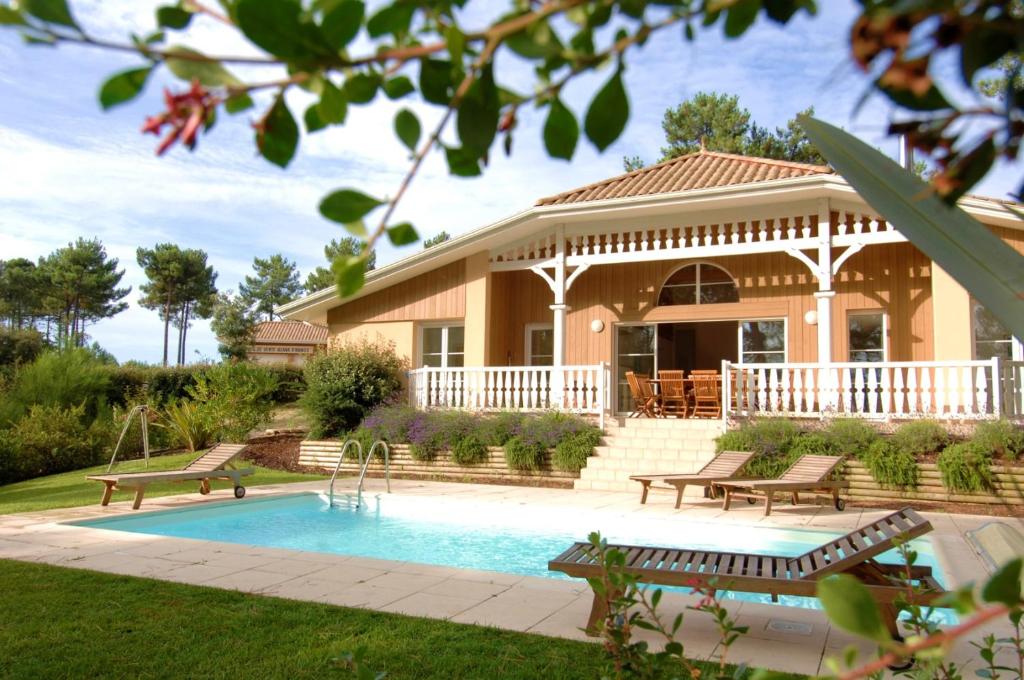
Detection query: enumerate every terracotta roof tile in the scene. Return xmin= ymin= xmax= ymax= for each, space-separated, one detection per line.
xmin=253 ymin=321 xmax=329 ymax=345
xmin=536 ymin=150 xmax=834 ymax=206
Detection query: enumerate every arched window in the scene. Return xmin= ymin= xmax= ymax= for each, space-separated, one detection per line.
xmin=657 ymin=263 xmax=739 ymax=306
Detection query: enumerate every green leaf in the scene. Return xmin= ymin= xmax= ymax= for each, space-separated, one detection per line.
xmin=304 ymin=104 xmax=326 ymax=133
xmin=543 ymin=98 xmax=578 ymax=161
xmin=382 ymin=75 xmax=414 ymax=100
xmin=342 ymin=219 xmax=367 ymax=237
xmin=817 ymin=575 xmax=891 ymax=644
xmin=344 ymin=72 xmax=379 ymax=104
xmin=584 ymin=68 xmax=629 ymax=152
xmin=800 ymin=116 xmax=1024 ymax=340
xmin=22 ymin=0 xmax=77 ymax=29
xmin=394 ymin=108 xmax=420 ymax=152
xmin=333 ymin=255 xmax=366 ymax=297
xmin=387 ymin=222 xmax=418 ymax=246
xmin=505 ymin=19 xmax=563 ymax=60
xmin=456 ymin=64 xmax=499 ymax=157
xmin=236 ymin=0 xmax=330 ymax=59
xmin=156 ymin=5 xmax=192 ymax=30
xmin=876 ymin=82 xmax=952 ymax=112
xmin=98 ymin=66 xmax=152 ymax=110
xmin=444 ymin=25 xmax=465 ymax=63
xmin=257 ymin=97 xmax=299 ymax=168
xmin=366 ymin=2 xmax=413 ymax=37
xmin=165 ymin=46 xmax=241 ymax=86
xmin=0 ymin=6 xmax=28 ymax=24
xmin=319 ymin=189 xmax=384 ymax=224
xmin=224 ymin=93 xmax=254 ymax=114
xmin=981 ymin=558 xmax=1022 ymax=607
xmin=420 ymin=59 xmax=454 ymax=106
xmin=317 ymin=80 xmax=347 ymax=124
xmin=320 ymin=0 xmax=363 ymax=48
xmin=724 ymin=0 xmax=759 ymax=38
xmin=961 ymin=29 xmax=1014 ymax=85
xmin=444 ymin=145 xmax=482 ymax=177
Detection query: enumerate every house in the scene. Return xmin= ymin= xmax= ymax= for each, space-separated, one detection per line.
xmin=277 ymin=150 xmax=1024 ymax=422
xmin=248 ymin=320 xmax=328 ymax=366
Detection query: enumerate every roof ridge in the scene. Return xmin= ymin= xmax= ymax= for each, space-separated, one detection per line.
xmin=535 ymin=149 xmax=833 ymax=206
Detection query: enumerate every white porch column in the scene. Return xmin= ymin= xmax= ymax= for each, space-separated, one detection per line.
xmin=815 ymin=200 xmax=834 ymax=364
xmin=550 ymin=225 xmax=567 ymax=406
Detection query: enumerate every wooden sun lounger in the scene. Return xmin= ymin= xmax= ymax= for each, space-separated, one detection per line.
xmin=87 ymin=443 xmax=252 ymax=510
xmin=630 ymin=451 xmax=754 ymax=508
xmin=549 ymin=507 xmax=944 ymax=638
xmin=715 ymin=454 xmax=849 ymax=516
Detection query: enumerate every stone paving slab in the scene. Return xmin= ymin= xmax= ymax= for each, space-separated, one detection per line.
xmin=0 ymin=477 xmax=1020 ymax=676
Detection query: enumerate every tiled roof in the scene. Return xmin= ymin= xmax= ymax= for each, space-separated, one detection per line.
xmin=536 ymin=150 xmax=834 ymax=206
xmin=253 ymin=321 xmax=329 ymax=345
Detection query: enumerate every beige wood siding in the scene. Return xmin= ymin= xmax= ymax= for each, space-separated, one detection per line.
xmin=326 ymin=259 xmax=466 ymax=324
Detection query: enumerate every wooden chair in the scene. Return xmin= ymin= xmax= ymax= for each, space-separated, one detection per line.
xmin=630 ymin=451 xmax=753 ymax=508
xmin=626 ymin=372 xmax=662 ymax=418
xmin=689 ymin=372 xmax=722 ymax=418
xmin=657 ymin=370 xmax=688 ymax=418
xmin=549 ymin=507 xmax=944 ymax=644
xmin=715 ymin=454 xmax=850 ymax=516
xmin=87 ymin=443 xmax=252 ymax=510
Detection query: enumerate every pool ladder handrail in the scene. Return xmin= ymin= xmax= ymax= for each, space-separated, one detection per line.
xmin=355 ymin=441 xmax=390 ymax=509
xmin=326 ymin=439 xmax=391 ymax=508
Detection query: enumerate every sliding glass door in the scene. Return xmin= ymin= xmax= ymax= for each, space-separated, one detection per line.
xmin=615 ymin=325 xmax=656 ymax=411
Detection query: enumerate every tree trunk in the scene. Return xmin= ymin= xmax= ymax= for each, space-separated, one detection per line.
xmin=176 ymin=304 xmax=185 ymax=366
xmin=181 ymin=301 xmax=190 ymax=365
xmin=162 ymin=295 xmax=172 ymax=367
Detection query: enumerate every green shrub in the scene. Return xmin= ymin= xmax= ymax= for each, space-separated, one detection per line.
xmin=788 ymin=434 xmax=838 ymax=458
xmin=891 ymin=419 xmax=949 ymax=456
xmin=159 ymin=401 xmax=214 ymax=452
xmin=823 ymin=418 xmax=879 ymax=458
xmin=186 ymin=362 xmax=278 ymax=441
xmin=504 ymin=436 xmax=545 ymax=471
xmin=301 ymin=341 xmax=404 ymax=438
xmin=861 ymin=439 xmax=919 ymax=489
xmin=970 ymin=419 xmax=1024 ymax=461
xmin=0 ymin=429 xmax=20 ymax=485
xmin=451 ymin=435 xmax=489 ymax=466
xmin=479 ymin=411 xmax=524 ymax=447
xmin=8 ymin=404 xmax=110 ymax=480
xmin=552 ymin=429 xmax=601 ymax=472
xmin=937 ymin=442 xmax=993 ymax=493
xmin=716 ymin=419 xmax=801 ymax=479
xmin=0 ymin=328 xmax=45 ymax=379
xmin=516 ymin=412 xmax=593 ymax=449
xmin=0 ymin=349 xmax=112 ymax=426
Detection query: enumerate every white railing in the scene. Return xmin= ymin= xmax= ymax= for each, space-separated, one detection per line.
xmin=723 ymin=358 xmax=1024 ymax=420
xmin=407 ymin=363 xmax=610 ymax=428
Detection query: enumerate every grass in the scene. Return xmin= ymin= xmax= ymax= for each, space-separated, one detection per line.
xmin=0 ymin=559 xmax=799 ymax=679
xmin=0 ymin=450 xmax=325 ymax=515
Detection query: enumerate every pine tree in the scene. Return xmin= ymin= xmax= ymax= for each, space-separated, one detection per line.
xmin=210 ymin=292 xmax=257 ymax=360
xmin=304 ymin=238 xmax=376 ymax=294
xmin=239 ymin=254 xmax=303 ymax=321
xmin=423 ymin=231 xmax=451 ymax=248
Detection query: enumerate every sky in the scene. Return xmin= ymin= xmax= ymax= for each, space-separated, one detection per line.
xmin=0 ymin=1 xmax=1020 ymax=364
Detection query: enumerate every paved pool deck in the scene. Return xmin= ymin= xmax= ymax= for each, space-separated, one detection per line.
xmin=0 ymin=478 xmax=1020 ymax=677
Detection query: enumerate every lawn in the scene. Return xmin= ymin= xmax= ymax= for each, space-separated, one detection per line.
xmin=0 ymin=450 xmax=325 ymax=515
xmin=0 ymin=559 xmax=799 ymax=680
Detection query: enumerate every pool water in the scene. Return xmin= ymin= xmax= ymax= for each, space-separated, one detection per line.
xmin=76 ymin=492 xmax=950 ymax=617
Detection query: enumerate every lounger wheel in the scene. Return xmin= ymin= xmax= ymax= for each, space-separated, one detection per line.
xmin=887 ymin=635 xmax=915 ymax=671
xmin=199 ymin=486 xmax=211 ymax=495
xmin=234 ymin=486 xmax=246 ymax=499
xmin=746 ymin=497 xmax=757 ymax=505
xmin=835 ymin=498 xmax=846 ymax=511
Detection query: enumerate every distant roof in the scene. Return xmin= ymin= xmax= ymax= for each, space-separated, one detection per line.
xmin=536 ymin=149 xmax=834 ymax=206
xmin=253 ymin=320 xmax=329 ymax=345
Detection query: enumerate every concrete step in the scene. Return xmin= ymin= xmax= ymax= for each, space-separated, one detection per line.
xmin=596 ymin=437 xmax=717 ymax=452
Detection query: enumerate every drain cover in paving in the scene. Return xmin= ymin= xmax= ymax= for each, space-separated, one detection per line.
xmin=766 ymin=619 xmax=813 ymax=636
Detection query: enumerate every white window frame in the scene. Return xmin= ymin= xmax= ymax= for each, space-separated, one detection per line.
xmin=613 ymin=322 xmax=658 ymax=412
xmin=736 ymin=318 xmax=788 ymax=364
xmin=847 ymin=310 xmax=888 ymax=362
xmin=418 ymin=323 xmax=465 ymax=369
xmin=658 ymin=262 xmax=739 ymax=307
xmin=524 ymin=323 xmax=554 ymax=366
xmin=970 ymin=301 xmax=1023 ymax=361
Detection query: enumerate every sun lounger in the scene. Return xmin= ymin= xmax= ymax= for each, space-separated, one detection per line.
xmin=87 ymin=443 xmax=252 ymax=510
xmin=549 ymin=507 xmax=944 ymax=638
xmin=630 ymin=451 xmax=754 ymax=508
xmin=715 ymin=454 xmax=849 ymax=516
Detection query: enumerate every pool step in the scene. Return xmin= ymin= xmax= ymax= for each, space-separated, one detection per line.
xmin=575 ymin=417 xmax=724 ymax=494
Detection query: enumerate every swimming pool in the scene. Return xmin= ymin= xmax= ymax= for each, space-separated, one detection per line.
xmin=76 ymin=492 xmax=949 ymax=615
